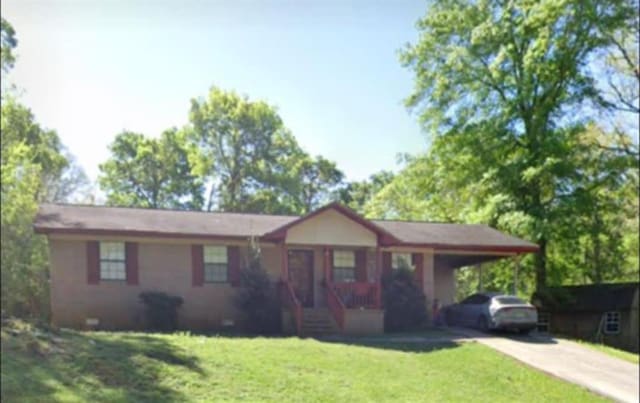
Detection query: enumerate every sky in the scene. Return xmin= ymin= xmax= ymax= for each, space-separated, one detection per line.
xmin=2 ymin=0 xmax=429 ymax=185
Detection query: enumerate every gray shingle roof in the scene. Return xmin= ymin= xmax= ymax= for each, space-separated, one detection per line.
xmin=533 ymin=283 xmax=639 ymax=312
xmin=34 ymin=203 xmax=538 ymax=252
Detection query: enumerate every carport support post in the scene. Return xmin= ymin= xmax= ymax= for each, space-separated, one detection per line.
xmin=513 ymin=255 xmax=520 ymax=295
xmin=477 ymin=263 xmax=483 ymax=292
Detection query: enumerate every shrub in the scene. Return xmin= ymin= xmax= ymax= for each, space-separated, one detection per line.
xmin=139 ymin=291 xmax=183 ymax=332
xmin=383 ymin=262 xmax=427 ymax=332
xmin=234 ymin=239 xmax=281 ymax=334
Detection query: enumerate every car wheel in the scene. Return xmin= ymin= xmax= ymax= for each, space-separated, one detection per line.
xmin=518 ymin=328 xmax=532 ymax=336
xmin=476 ymin=316 xmax=489 ymax=333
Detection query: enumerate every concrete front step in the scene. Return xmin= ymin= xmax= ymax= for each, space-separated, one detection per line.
xmin=301 ymin=308 xmax=338 ymax=335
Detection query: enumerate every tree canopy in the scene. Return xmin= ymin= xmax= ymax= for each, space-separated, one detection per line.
xmin=399 ymin=0 xmax=638 ymax=290
xmin=99 ymin=129 xmax=204 ymax=210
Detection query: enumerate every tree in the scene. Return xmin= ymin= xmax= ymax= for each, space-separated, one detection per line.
xmin=400 ymin=0 xmax=636 ymax=290
xmin=1 ymin=97 xmax=71 ymax=318
xmin=1 ymin=17 xmax=17 ymax=73
xmin=337 ymin=170 xmax=394 ymax=214
xmin=595 ymin=0 xmax=639 ymax=157
xmin=99 ymin=129 xmax=204 ymax=209
xmin=292 ymin=155 xmax=344 ymax=213
xmin=189 ymin=87 xmax=291 ymax=212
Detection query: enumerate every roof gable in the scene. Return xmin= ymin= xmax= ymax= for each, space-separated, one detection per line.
xmin=261 ymin=202 xmax=400 ymax=245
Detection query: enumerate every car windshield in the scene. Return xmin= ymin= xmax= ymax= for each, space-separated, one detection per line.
xmin=495 ymin=297 xmax=526 ymax=304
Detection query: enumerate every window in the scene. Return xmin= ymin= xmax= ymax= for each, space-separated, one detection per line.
xmin=461 ymin=294 xmax=489 ymax=305
xmin=392 ymin=252 xmax=413 ymax=271
xmin=604 ymin=311 xmax=620 ymax=334
xmin=537 ymin=312 xmax=550 ymax=333
xmin=204 ymin=246 xmax=228 ymax=283
xmin=100 ymin=242 xmax=126 ymax=280
xmin=496 ymin=297 xmax=526 ymax=305
xmin=333 ymin=250 xmax=355 ymax=282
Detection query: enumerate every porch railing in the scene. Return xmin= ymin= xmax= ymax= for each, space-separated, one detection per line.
xmin=280 ymin=281 xmax=302 ymax=335
xmin=326 ymin=283 xmax=345 ymax=329
xmin=332 ymin=283 xmax=379 ymax=309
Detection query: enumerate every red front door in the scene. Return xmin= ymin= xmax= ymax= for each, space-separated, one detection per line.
xmin=288 ymin=250 xmax=314 ymax=308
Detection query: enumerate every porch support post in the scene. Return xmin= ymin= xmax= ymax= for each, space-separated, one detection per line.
xmin=513 ymin=254 xmax=520 ymax=295
xmin=323 ymin=246 xmax=329 ymax=281
xmin=375 ymin=245 xmax=382 ymax=308
xmin=281 ymin=242 xmax=288 ymax=281
xmin=477 ymin=263 xmax=483 ymax=292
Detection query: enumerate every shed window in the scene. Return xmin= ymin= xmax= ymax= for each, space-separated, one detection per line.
xmin=100 ymin=242 xmax=126 ymax=280
xmin=604 ymin=311 xmax=620 ymax=334
xmin=537 ymin=312 xmax=550 ymax=333
xmin=204 ymin=246 xmax=228 ymax=283
xmin=392 ymin=253 xmax=413 ymax=271
xmin=333 ymin=250 xmax=355 ymax=282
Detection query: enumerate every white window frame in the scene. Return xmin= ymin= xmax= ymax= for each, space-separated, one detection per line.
xmin=204 ymin=246 xmax=228 ymax=283
xmin=392 ymin=252 xmax=413 ymax=271
xmin=332 ymin=250 xmax=356 ymax=283
xmin=603 ymin=311 xmax=620 ymax=335
xmin=99 ymin=242 xmax=126 ymax=281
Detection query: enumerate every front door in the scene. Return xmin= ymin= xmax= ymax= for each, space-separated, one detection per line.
xmin=288 ymin=250 xmax=314 ymax=308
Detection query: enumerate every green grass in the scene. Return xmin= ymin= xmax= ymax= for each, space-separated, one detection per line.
xmin=1 ymin=321 xmax=608 ymax=403
xmin=570 ymin=339 xmax=639 ymax=364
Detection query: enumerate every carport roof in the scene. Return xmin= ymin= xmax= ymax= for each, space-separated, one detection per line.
xmin=34 ymin=203 xmax=538 ymax=254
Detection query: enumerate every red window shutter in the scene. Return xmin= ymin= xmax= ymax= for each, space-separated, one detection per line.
xmin=355 ymin=249 xmax=367 ymax=282
xmin=382 ymin=252 xmax=392 ymax=278
xmin=412 ymin=253 xmax=424 ymax=291
xmin=87 ymin=241 xmax=100 ymax=285
xmin=191 ymin=245 xmax=204 ymax=287
xmin=125 ymin=242 xmax=139 ymax=285
xmin=228 ymin=246 xmax=241 ymax=287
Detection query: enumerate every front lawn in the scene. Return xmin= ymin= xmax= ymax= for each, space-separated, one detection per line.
xmin=1 ymin=321 xmax=607 ymax=402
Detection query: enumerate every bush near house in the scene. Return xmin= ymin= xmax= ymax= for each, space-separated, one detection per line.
xmin=383 ymin=264 xmax=427 ymax=332
xmin=233 ymin=240 xmax=281 ymax=334
xmin=138 ymin=291 xmax=184 ymax=332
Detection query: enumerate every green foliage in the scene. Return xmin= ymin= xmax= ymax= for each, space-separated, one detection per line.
xmin=233 ymin=239 xmax=281 ymax=334
xmin=383 ymin=264 xmax=427 ymax=332
xmin=189 ymin=86 xmax=292 ymax=212
xmin=338 ymin=170 xmax=395 ymax=214
xmin=1 ymin=97 xmax=83 ymax=319
xmin=1 ymin=17 xmax=17 ymax=73
xmin=189 ymin=86 xmax=344 ymax=214
xmin=99 ymin=129 xmax=204 ymax=209
xmin=399 ymin=0 xmax=638 ymax=290
xmin=138 ymin=291 xmax=184 ymax=332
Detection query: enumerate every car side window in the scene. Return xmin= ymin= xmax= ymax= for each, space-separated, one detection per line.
xmin=477 ymin=295 xmax=490 ymax=304
xmin=462 ymin=295 xmax=480 ymax=304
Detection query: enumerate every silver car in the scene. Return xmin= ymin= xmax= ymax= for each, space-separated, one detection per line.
xmin=442 ymin=292 xmax=538 ymax=334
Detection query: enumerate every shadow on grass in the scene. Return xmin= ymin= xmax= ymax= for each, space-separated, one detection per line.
xmin=1 ymin=330 xmax=203 ymax=403
xmin=326 ymin=339 xmax=462 ymax=354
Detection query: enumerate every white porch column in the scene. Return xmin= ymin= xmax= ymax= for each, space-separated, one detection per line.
xmin=424 ymin=251 xmax=435 ymax=318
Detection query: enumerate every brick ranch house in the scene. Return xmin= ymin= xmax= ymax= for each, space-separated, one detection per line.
xmin=34 ymin=202 xmax=538 ymax=335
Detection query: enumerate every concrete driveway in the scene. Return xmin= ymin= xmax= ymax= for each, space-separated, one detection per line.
xmin=449 ymin=327 xmax=639 ymax=403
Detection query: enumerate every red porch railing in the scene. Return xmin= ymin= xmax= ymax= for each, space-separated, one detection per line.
xmin=332 ymin=283 xmax=379 ymax=309
xmin=326 ymin=283 xmax=346 ymax=329
xmin=280 ymin=281 xmax=302 ymax=335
